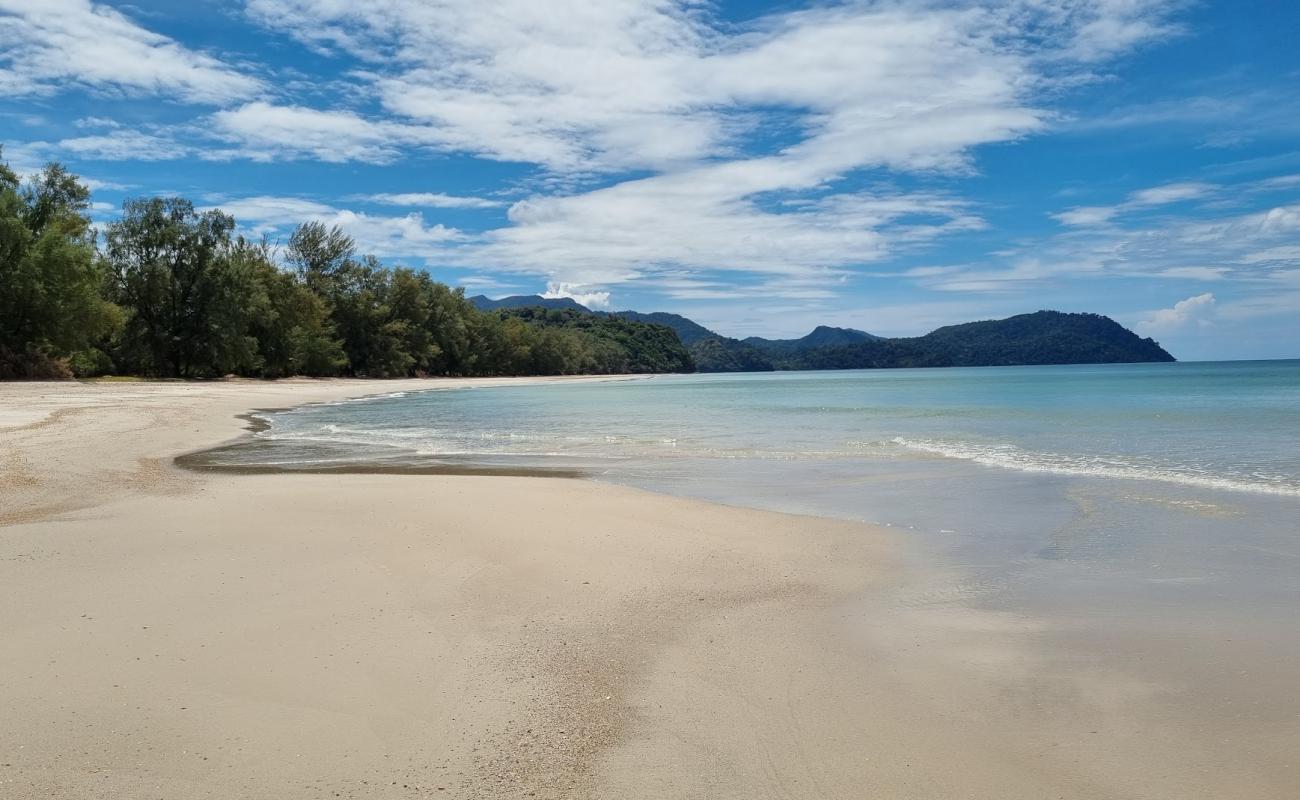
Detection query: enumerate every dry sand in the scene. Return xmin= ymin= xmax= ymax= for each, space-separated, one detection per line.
xmin=1 ymin=379 xmax=1294 ymax=799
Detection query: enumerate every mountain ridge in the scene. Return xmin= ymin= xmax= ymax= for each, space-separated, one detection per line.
xmin=744 ymin=325 xmax=881 ymax=350
xmin=468 ymin=295 xmax=1174 ymax=371
xmin=468 ymin=294 xmax=590 ymax=312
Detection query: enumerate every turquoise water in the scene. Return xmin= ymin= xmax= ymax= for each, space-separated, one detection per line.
xmin=238 ymin=360 xmax=1300 ymax=496
xmin=200 ymin=360 xmax=1300 ymax=761
xmin=207 ymin=359 xmax=1300 ymax=623
xmin=207 ymin=360 xmax=1300 ymax=604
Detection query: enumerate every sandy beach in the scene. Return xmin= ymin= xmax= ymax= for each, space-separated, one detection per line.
xmin=2 ymin=379 xmax=1294 ymax=799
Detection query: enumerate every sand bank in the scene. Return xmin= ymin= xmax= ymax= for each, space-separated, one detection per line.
xmin=1 ymin=379 xmax=1292 ymax=799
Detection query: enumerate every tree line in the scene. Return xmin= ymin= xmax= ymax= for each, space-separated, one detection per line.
xmin=0 ymin=152 xmax=694 ymax=380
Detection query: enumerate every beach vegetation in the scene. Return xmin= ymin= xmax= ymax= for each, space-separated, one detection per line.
xmin=0 ymin=154 xmax=693 ymax=379
xmin=0 ymin=151 xmax=122 ymax=378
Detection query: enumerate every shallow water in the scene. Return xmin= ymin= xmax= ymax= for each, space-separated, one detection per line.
xmin=215 ymin=361 xmax=1300 ymax=490
xmin=196 ymin=361 xmax=1300 ymax=762
xmin=202 ymin=362 xmax=1300 ymax=594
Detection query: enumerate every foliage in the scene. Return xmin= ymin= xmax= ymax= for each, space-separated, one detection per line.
xmin=496 ymin=307 xmax=695 ymax=374
xmin=103 ymin=198 xmax=260 ymax=377
xmin=689 ymin=337 xmax=774 ymax=372
xmin=0 ymin=156 xmax=698 ymax=380
xmin=602 ymin=310 xmax=717 ymax=346
xmin=239 ymin=239 xmax=347 ymax=378
xmin=0 ymin=150 xmax=122 ymax=377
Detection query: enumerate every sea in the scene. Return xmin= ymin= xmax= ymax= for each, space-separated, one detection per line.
xmin=193 ymin=360 xmax=1300 ymax=747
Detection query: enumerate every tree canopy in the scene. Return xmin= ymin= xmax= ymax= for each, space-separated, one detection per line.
xmin=0 ymin=153 xmax=693 ymax=380
xmin=0 ymin=151 xmax=121 ymax=378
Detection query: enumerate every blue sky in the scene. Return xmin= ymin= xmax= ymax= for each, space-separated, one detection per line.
xmin=2 ymin=0 xmax=1298 ymax=360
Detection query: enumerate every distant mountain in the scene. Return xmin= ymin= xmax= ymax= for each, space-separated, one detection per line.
xmin=744 ymin=325 xmax=880 ymax=351
xmin=689 ymin=337 xmax=776 ymax=372
xmin=469 ymin=294 xmax=590 ymax=312
xmin=759 ymin=311 xmax=1174 ymax=370
xmin=473 ymin=300 xmax=768 ymax=370
xmin=467 ymin=295 xmax=1173 ymax=372
xmin=496 ymin=307 xmax=694 ymax=374
xmin=603 ymin=310 xmax=717 ymax=345
xmin=919 ymin=311 xmax=1174 ymax=365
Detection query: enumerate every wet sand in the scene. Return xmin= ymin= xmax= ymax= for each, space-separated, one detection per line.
xmin=1 ymin=379 xmax=1294 ymax=799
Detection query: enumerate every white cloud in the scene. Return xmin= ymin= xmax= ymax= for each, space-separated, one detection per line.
xmin=245 ymin=0 xmax=724 ymax=172
xmin=0 ymin=0 xmax=261 ymax=103
xmin=225 ymin=0 xmax=1178 ymax=298
xmin=456 ymin=275 xmax=522 ymax=294
xmin=208 ymin=195 xmax=462 ymax=259
xmin=209 ymin=102 xmax=409 ymax=163
xmin=236 ymin=1 xmax=1177 ymax=175
xmin=6 ymin=1 xmax=1186 ymax=308
xmin=916 ymin=196 xmax=1300 ymax=336
xmin=7 ymin=130 xmax=192 ymax=168
xmin=73 ymin=116 xmax=121 ymax=129
xmin=80 ymin=178 xmax=129 ymax=192
xmin=0 ymin=140 xmax=44 ymax=176
xmin=1069 ymin=94 xmax=1248 ymax=132
xmin=1128 ymin=182 xmax=1213 ymax=206
xmin=361 ymin=192 xmax=504 ymax=209
xmin=1139 ymin=293 xmax=1216 ymax=332
xmin=1 ymin=139 xmax=135 ymax=190
xmin=1036 ymin=0 xmax=1183 ymax=63
xmin=1053 ymin=205 xmax=1120 ymax=226
xmin=456 ymin=184 xmax=978 ymax=290
xmin=56 ymin=130 xmax=190 ymax=161
xmin=1238 ymin=245 xmax=1300 ymax=265
xmin=541 ymin=282 xmax=610 ymax=310
xmin=1156 ymin=266 xmax=1230 ymax=281
xmin=1256 ymin=174 xmax=1300 ymax=191
xmin=1054 ymin=181 xmax=1214 ymax=226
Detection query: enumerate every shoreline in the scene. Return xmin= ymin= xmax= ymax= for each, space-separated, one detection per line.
xmin=1 ymin=378 xmax=900 ymax=799
xmin=176 ymin=412 xmax=591 ymax=479
xmin=2 ymin=379 xmax=1294 ymax=798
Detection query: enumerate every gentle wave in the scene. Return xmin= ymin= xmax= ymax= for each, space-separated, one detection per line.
xmin=313 ymin=390 xmax=411 ymax=407
xmin=892 ymin=437 xmax=1300 ymax=496
xmin=259 ymin=421 xmax=904 ymax=463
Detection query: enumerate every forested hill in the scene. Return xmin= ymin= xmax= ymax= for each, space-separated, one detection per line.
xmin=602 ymin=310 xmax=716 ymax=345
xmin=468 ymin=294 xmax=588 ymax=312
xmin=744 ymin=325 xmax=880 ymax=351
xmin=466 ymin=297 xmax=717 ymax=346
xmin=917 ymin=312 xmax=1175 ymax=366
xmin=493 ymin=308 xmax=694 ymax=374
xmin=751 ymin=312 xmax=1174 ymax=371
xmin=467 ymin=295 xmax=1174 ymax=371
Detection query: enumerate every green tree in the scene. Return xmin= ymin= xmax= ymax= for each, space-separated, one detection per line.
xmin=323 ymin=255 xmax=414 ymax=377
xmin=0 ymin=152 xmax=121 ymax=378
xmin=103 ymin=198 xmax=260 ymax=377
xmin=238 ymin=239 xmax=346 ymax=377
xmin=422 ymin=282 xmax=477 ymax=375
xmin=2 ymin=178 xmax=702 ymax=381
xmin=285 ymin=223 xmax=475 ymax=377
xmin=495 ymin=307 xmax=694 ymax=374
xmin=286 ymin=220 xmax=356 ymax=296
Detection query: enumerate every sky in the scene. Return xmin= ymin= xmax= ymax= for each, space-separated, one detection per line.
xmin=2 ymin=0 xmax=1298 ymax=360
